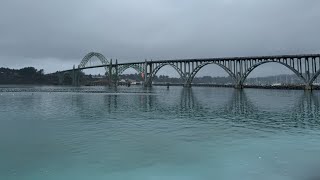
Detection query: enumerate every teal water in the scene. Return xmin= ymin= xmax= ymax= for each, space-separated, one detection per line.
xmin=0 ymin=86 xmax=320 ymax=180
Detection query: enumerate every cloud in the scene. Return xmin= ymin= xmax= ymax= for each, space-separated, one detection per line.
xmin=0 ymin=0 xmax=320 ymax=74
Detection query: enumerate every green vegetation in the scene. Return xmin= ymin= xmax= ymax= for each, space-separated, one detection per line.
xmin=0 ymin=67 xmax=57 ymax=84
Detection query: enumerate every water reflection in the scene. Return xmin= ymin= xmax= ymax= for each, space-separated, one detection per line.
xmin=221 ymin=90 xmax=320 ymax=131
xmin=64 ymin=87 xmax=320 ymax=132
xmin=223 ymin=90 xmax=258 ymax=116
xmin=291 ymin=92 xmax=320 ymax=129
xmin=180 ymin=88 xmax=196 ymax=109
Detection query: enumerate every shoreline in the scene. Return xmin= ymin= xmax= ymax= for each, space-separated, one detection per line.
xmin=153 ymin=83 xmax=320 ymax=90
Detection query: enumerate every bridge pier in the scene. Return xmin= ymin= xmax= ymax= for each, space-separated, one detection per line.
xmin=305 ymin=84 xmax=313 ymax=91
xmin=108 ymin=60 xmax=112 ymax=86
xmin=234 ymin=84 xmax=244 ymax=89
xmin=183 ymin=83 xmax=192 ymax=88
xmin=235 ymin=79 xmax=244 ymax=89
xmin=144 ymin=83 xmax=152 ymax=88
xmin=143 ymin=79 xmax=152 ymax=87
xmin=71 ymin=68 xmax=80 ymax=86
xmin=58 ymin=73 xmax=64 ymax=85
xmin=143 ymin=61 xmax=153 ymax=87
xmin=112 ymin=60 xmax=119 ymax=87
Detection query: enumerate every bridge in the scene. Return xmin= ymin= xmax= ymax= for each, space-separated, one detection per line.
xmin=55 ymin=52 xmax=320 ymax=90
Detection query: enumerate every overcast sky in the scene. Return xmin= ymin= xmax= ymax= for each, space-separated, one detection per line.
xmin=0 ymin=0 xmax=320 ymax=76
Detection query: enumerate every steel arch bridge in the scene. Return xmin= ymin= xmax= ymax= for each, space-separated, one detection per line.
xmin=56 ymin=53 xmax=320 ymax=90
xmin=79 ymin=52 xmax=109 ymax=70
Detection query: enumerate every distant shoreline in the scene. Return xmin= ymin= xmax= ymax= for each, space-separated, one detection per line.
xmin=153 ymin=83 xmax=320 ymax=90
xmin=1 ymin=84 xmax=318 ymax=90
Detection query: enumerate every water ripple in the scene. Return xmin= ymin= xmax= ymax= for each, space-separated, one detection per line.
xmin=1 ymin=86 xmax=320 ymax=179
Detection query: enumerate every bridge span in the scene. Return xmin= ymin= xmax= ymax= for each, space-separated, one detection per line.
xmin=55 ymin=52 xmax=320 ymax=90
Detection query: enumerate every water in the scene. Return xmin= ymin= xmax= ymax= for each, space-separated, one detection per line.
xmin=0 ymin=86 xmax=320 ymax=180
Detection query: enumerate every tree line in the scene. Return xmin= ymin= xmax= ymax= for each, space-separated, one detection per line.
xmin=0 ymin=67 xmax=57 ymax=84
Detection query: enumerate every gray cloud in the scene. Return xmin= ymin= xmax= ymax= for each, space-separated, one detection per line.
xmin=0 ymin=0 xmax=320 ymax=74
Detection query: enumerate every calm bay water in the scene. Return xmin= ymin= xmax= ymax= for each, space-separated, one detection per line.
xmin=0 ymin=86 xmax=320 ymax=180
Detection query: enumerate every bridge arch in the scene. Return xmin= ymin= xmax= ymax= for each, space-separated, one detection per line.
xmin=57 ymin=71 xmax=73 ymax=85
xmin=309 ymin=69 xmax=320 ymax=85
xmin=239 ymin=61 xmax=307 ymax=85
xmin=118 ymin=64 xmax=144 ymax=75
xmin=147 ymin=63 xmax=185 ymax=85
xmin=186 ymin=62 xmax=237 ymax=85
xmin=79 ymin=52 xmax=109 ymax=70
